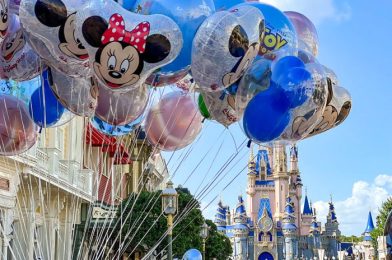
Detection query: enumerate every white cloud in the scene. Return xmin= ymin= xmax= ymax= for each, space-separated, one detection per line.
xmin=313 ymin=174 xmax=392 ymax=236
xmin=259 ymin=0 xmax=351 ymax=25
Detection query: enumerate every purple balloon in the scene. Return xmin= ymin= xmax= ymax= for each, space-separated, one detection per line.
xmin=284 ymin=11 xmax=319 ymax=56
xmin=0 ymin=95 xmax=38 ymax=156
xmin=145 ymin=91 xmax=202 ymax=151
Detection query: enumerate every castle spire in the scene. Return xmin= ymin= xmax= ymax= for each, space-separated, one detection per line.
xmin=310 ymin=208 xmax=319 ymax=234
xmin=234 ymin=195 xmax=247 ymax=223
xmin=273 ymin=144 xmax=287 ymax=175
xmin=248 ymin=146 xmax=257 ymax=176
xmin=303 ymin=195 xmax=312 ymax=215
xmin=328 ymin=199 xmax=338 ymax=223
xmin=363 ymin=211 xmax=375 ymax=241
xmin=282 ymin=195 xmax=297 ymax=232
xmin=214 ymin=200 xmax=227 ymax=228
xmin=290 ymin=144 xmax=299 ymax=173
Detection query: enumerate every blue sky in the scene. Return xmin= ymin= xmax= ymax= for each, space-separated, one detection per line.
xmin=166 ymin=0 xmax=392 ymax=236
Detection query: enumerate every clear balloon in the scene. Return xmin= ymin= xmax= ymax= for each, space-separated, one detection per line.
xmin=0 ymin=78 xmax=39 ymax=105
xmin=246 ymin=2 xmax=298 ymax=57
xmin=284 ymin=11 xmax=319 ymax=57
xmin=76 ymin=0 xmax=182 ymax=91
xmin=198 ymin=91 xmax=238 ymax=127
xmin=51 ymin=109 xmax=75 ymax=127
xmin=91 ymin=115 xmax=142 ymax=136
xmin=145 ymin=91 xmax=202 ymax=151
xmin=182 ymin=249 xmax=202 ymax=260
xmin=214 ymin=0 xmax=245 ymax=11
xmin=28 ymin=70 xmax=65 ymax=127
xmin=0 ymin=14 xmax=43 ymax=81
xmin=47 ymin=66 xmax=97 ymax=117
xmin=95 ymin=82 xmax=149 ymax=126
xmin=133 ymin=0 xmax=215 ymax=85
xmin=20 ymin=0 xmax=91 ymax=77
xmin=192 ymin=5 xmax=264 ymax=92
xmin=0 ymin=95 xmax=38 ymax=155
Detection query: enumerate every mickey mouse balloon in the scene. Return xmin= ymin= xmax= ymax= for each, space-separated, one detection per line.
xmin=0 ymin=14 xmax=42 ymax=81
xmin=192 ymin=5 xmax=264 ymax=92
xmin=0 ymin=0 xmax=9 ymax=45
xmin=76 ymin=0 xmax=182 ymax=91
xmin=19 ymin=0 xmax=90 ymax=77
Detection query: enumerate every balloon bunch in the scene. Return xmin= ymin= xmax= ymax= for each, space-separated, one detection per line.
xmin=0 ymin=0 xmax=351 ymax=156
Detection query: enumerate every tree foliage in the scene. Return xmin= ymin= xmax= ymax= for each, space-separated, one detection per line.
xmin=371 ymin=197 xmax=392 ymax=249
xmin=339 ymin=235 xmax=362 ymax=243
xmin=205 ymin=219 xmax=233 ymax=260
xmin=116 ymin=187 xmax=231 ymax=259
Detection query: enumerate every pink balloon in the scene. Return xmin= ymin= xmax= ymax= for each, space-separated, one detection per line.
xmin=284 ymin=11 xmax=319 ymax=56
xmin=0 ymin=95 xmax=38 ymax=156
xmin=145 ymin=91 xmax=202 ymax=151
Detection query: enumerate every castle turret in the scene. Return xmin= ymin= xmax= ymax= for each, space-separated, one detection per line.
xmin=247 ymin=148 xmax=256 ymax=196
xmin=324 ymin=199 xmax=340 ymax=258
xmin=233 ymin=195 xmax=249 ymax=259
xmin=301 ymin=193 xmax=313 ymax=235
xmin=363 ymin=211 xmax=375 ymax=241
xmin=289 ymin=145 xmax=299 ymax=174
xmin=309 ymin=208 xmax=321 ymax=250
xmin=214 ymin=200 xmax=227 ymax=233
xmin=361 ymin=211 xmax=376 ymax=259
xmin=282 ymin=195 xmax=298 ymax=260
xmin=273 ymin=145 xmax=289 ymax=220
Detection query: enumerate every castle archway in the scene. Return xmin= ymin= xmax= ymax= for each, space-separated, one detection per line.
xmin=258 ymin=252 xmax=274 ymax=260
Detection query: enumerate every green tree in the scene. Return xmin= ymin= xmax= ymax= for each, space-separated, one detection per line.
xmin=116 ymin=187 xmax=230 ymax=259
xmin=339 ymin=235 xmax=362 ymax=243
xmin=371 ymin=197 xmax=392 ymax=248
xmin=205 ymin=219 xmax=233 ymax=260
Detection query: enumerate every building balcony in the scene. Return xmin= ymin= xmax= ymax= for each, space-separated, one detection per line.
xmin=16 ymin=144 xmax=94 ymax=202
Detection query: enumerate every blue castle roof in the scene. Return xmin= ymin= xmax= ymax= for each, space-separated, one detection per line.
xmin=363 ymin=211 xmax=375 ymax=241
xmin=258 ymin=198 xmax=272 ymax=220
xmin=255 ymin=149 xmax=272 ymax=175
xmin=303 ymin=195 xmax=312 ymax=215
xmin=235 ymin=196 xmax=247 ymax=218
xmin=364 ymin=211 xmax=375 ymax=233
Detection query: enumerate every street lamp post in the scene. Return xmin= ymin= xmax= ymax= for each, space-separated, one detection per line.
xmin=200 ymin=222 xmax=209 ymax=259
xmin=161 ymin=181 xmax=178 ymax=260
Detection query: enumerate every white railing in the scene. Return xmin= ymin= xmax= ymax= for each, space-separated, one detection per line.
xmin=17 ymin=145 xmax=94 ymax=201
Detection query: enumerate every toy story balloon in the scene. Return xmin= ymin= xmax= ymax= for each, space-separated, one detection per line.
xmin=0 ymin=14 xmax=43 ymax=81
xmin=19 ymin=0 xmax=90 ymax=77
xmin=77 ymin=0 xmax=182 ymax=91
xmin=247 ymin=2 xmax=297 ymax=57
xmin=192 ymin=5 xmax=265 ymax=92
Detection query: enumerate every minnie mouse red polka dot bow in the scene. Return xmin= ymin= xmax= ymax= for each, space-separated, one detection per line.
xmin=101 ymin=13 xmax=150 ymax=53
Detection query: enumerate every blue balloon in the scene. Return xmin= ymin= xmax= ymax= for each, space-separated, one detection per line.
xmin=133 ymin=0 xmax=215 ymax=73
xmin=246 ymin=2 xmax=297 ymax=56
xmin=28 ymin=70 xmax=65 ymax=127
xmin=214 ymin=0 xmax=245 ymax=11
xmin=91 ymin=116 xmax=142 ymax=137
xmin=277 ymin=67 xmax=311 ymax=108
xmin=182 ymin=249 xmax=202 ymax=260
xmin=243 ymin=84 xmax=291 ymax=143
xmin=271 ymin=56 xmax=305 ymax=82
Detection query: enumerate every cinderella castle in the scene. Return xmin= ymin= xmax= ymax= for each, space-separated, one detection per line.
xmin=214 ymin=145 xmax=341 ymax=260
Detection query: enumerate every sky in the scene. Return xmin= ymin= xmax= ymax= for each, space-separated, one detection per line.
xmin=166 ymin=0 xmax=392 ymax=236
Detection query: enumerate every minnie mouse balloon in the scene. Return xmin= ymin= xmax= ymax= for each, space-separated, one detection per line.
xmin=95 ymin=82 xmax=149 ymax=126
xmin=47 ymin=67 xmax=97 ymax=117
xmin=76 ymin=0 xmax=182 ymax=91
xmin=0 ymin=14 xmax=42 ymax=81
xmin=192 ymin=5 xmax=264 ymax=92
xmin=134 ymin=0 xmax=215 ymax=87
xmin=145 ymin=91 xmax=202 ymax=151
xmin=199 ymin=91 xmax=238 ymax=127
xmin=0 ymin=95 xmax=38 ymax=155
xmin=19 ymin=0 xmax=90 ymax=77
